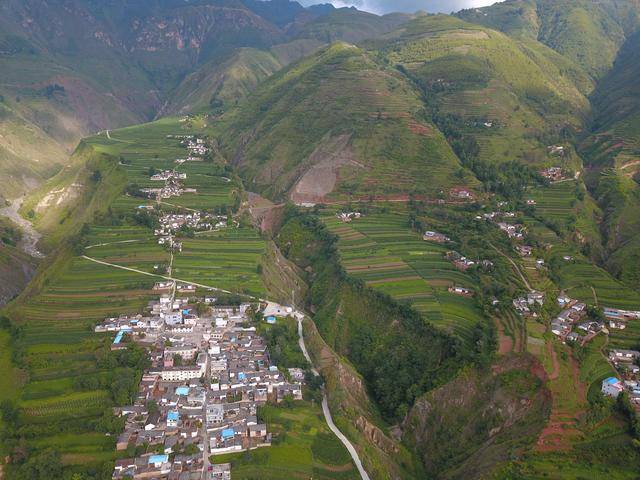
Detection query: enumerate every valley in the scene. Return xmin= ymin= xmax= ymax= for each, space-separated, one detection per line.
xmin=1 ymin=1 xmax=640 ymax=480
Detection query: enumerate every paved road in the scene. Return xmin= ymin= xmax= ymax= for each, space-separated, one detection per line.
xmin=296 ymin=318 xmax=371 ymax=480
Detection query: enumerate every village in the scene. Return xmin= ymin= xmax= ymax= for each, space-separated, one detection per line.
xmin=421 ymin=200 xmax=640 ymax=409
xmin=97 ymin=282 xmax=304 ymax=480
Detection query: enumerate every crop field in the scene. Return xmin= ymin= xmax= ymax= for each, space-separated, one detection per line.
xmin=84 ymin=118 xmax=237 ymax=215
xmin=212 ymin=401 xmax=358 ymax=480
xmin=578 ymin=335 xmax=616 ymax=394
xmin=172 ymin=228 xmax=266 ymax=297
xmin=527 ymin=181 xmax=578 ymax=223
xmin=321 ymin=207 xmax=485 ymax=345
xmin=4 ymin=253 xmax=156 ymax=465
xmin=0 ymin=330 xmax=21 ymax=403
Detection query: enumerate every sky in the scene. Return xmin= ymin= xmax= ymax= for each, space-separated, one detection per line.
xmin=298 ymin=0 xmax=503 ymax=15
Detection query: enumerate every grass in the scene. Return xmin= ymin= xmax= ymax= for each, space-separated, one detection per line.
xmin=212 ymin=401 xmax=358 ymax=480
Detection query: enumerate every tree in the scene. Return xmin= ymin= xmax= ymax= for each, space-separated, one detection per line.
xmin=90 ymin=170 xmax=102 ymax=182
xmin=15 ymin=449 xmax=63 ymax=480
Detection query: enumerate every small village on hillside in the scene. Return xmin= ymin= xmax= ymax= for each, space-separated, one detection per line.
xmin=99 ymin=285 xmax=304 ymax=480
xmin=421 ymin=199 xmax=640 ymax=410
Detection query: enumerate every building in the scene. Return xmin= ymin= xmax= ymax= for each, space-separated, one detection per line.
xmin=423 ymin=231 xmax=450 ymax=243
xmin=601 ymin=377 xmax=624 ymax=397
xmin=206 ymin=403 xmax=224 ymax=425
xmin=161 ymin=366 xmax=203 ymax=382
xmin=609 ymin=349 xmax=640 ymax=363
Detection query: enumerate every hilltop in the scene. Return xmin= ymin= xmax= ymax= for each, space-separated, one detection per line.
xmin=215 ymin=41 xmax=473 ymax=202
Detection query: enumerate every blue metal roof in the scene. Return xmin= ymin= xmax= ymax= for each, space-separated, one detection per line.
xmin=167 ymin=411 xmax=179 ymax=421
xmin=113 ymin=331 xmax=124 ymax=344
xmin=148 ymin=454 xmax=168 ymax=464
xmin=175 ymin=386 xmax=189 ymax=395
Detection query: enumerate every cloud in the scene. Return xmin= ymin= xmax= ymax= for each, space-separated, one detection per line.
xmin=299 ymin=0 xmax=503 ymax=15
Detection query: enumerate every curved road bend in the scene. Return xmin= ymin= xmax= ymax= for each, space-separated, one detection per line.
xmin=296 ymin=318 xmax=371 ymax=480
xmin=81 ymin=254 xmax=371 ymax=480
xmin=489 ymin=242 xmax=532 ymax=290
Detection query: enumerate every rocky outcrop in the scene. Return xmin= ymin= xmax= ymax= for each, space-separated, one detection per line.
xmin=404 ymin=354 xmax=551 ymax=480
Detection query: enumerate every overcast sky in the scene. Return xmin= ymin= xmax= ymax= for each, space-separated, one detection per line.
xmin=299 ymin=0 xmax=503 ymax=15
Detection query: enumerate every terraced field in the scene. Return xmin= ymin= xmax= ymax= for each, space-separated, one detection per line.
xmin=527 ymin=181 xmax=578 ymax=223
xmin=321 ymin=207 xmax=485 ymax=344
xmin=5 ymin=254 xmax=155 ymax=466
xmin=213 ymin=401 xmax=359 ymax=480
xmin=3 ymin=118 xmax=267 ymax=471
xmin=173 ymin=228 xmax=266 ymax=297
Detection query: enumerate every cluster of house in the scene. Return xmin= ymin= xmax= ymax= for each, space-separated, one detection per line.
xmin=604 ymin=307 xmax=640 ymax=330
xmin=474 ymin=210 xmax=517 ymax=222
xmin=423 ymin=230 xmax=450 ymax=243
xmin=336 ymin=211 xmax=361 ymax=223
xmin=540 ymin=167 xmax=565 ymax=182
xmin=444 ymin=250 xmax=493 ymax=272
xmin=151 ymin=170 xmax=188 ymax=182
xmin=547 ymin=145 xmax=565 ymax=156
xmin=155 ymin=212 xmax=227 ymax=238
xmin=99 ymin=290 xmax=306 ymax=479
xmin=512 ymin=291 xmax=545 ymax=316
xmin=151 ymin=208 xmax=228 ymax=251
xmin=183 ymin=136 xmax=209 ymax=157
xmin=550 ymin=294 xmax=590 ymax=342
xmin=166 ymin=134 xmax=208 ymax=164
xmin=601 ymin=350 xmax=640 ymax=407
xmin=450 ymin=187 xmax=474 ymax=200
xmin=141 ymin=168 xmax=196 ymax=200
xmin=600 ymin=311 xmax=640 ymax=407
xmin=497 ymin=222 xmax=526 ymax=240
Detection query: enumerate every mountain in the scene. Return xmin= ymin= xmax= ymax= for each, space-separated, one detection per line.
xmin=370 ymin=14 xmax=591 ymax=170
xmin=3 ymin=2 xmax=640 ymax=480
xmin=216 ymin=41 xmax=474 ymax=203
xmin=0 ymin=0 xmax=409 ymax=201
xmin=580 ymin=30 xmax=640 ymax=285
xmin=458 ymin=0 xmax=640 ymax=79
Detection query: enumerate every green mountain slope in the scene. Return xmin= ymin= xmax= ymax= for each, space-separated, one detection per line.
xmin=458 ymin=0 xmax=640 ymax=79
xmin=0 ymin=0 xmax=410 ymax=199
xmin=162 ymin=40 xmax=323 ymax=115
xmin=216 ymin=42 xmax=474 ymax=202
xmin=370 ymin=15 xmax=590 ymax=173
xmin=580 ymin=31 xmax=640 ymax=285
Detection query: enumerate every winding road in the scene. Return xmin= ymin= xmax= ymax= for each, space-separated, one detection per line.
xmin=490 ymin=242 xmax=532 ymax=290
xmin=296 ymin=318 xmax=371 ymax=480
xmin=81 ymin=253 xmax=371 ymax=479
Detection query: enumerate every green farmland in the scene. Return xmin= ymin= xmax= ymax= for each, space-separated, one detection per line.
xmin=1 ymin=117 xmax=267 ymax=474
xmin=321 ymin=206 xmax=486 ymax=345
xmin=212 ymin=401 xmax=359 ymax=480
xmin=3 ymin=254 xmax=155 ymax=468
xmin=173 ymin=228 xmax=266 ymax=297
